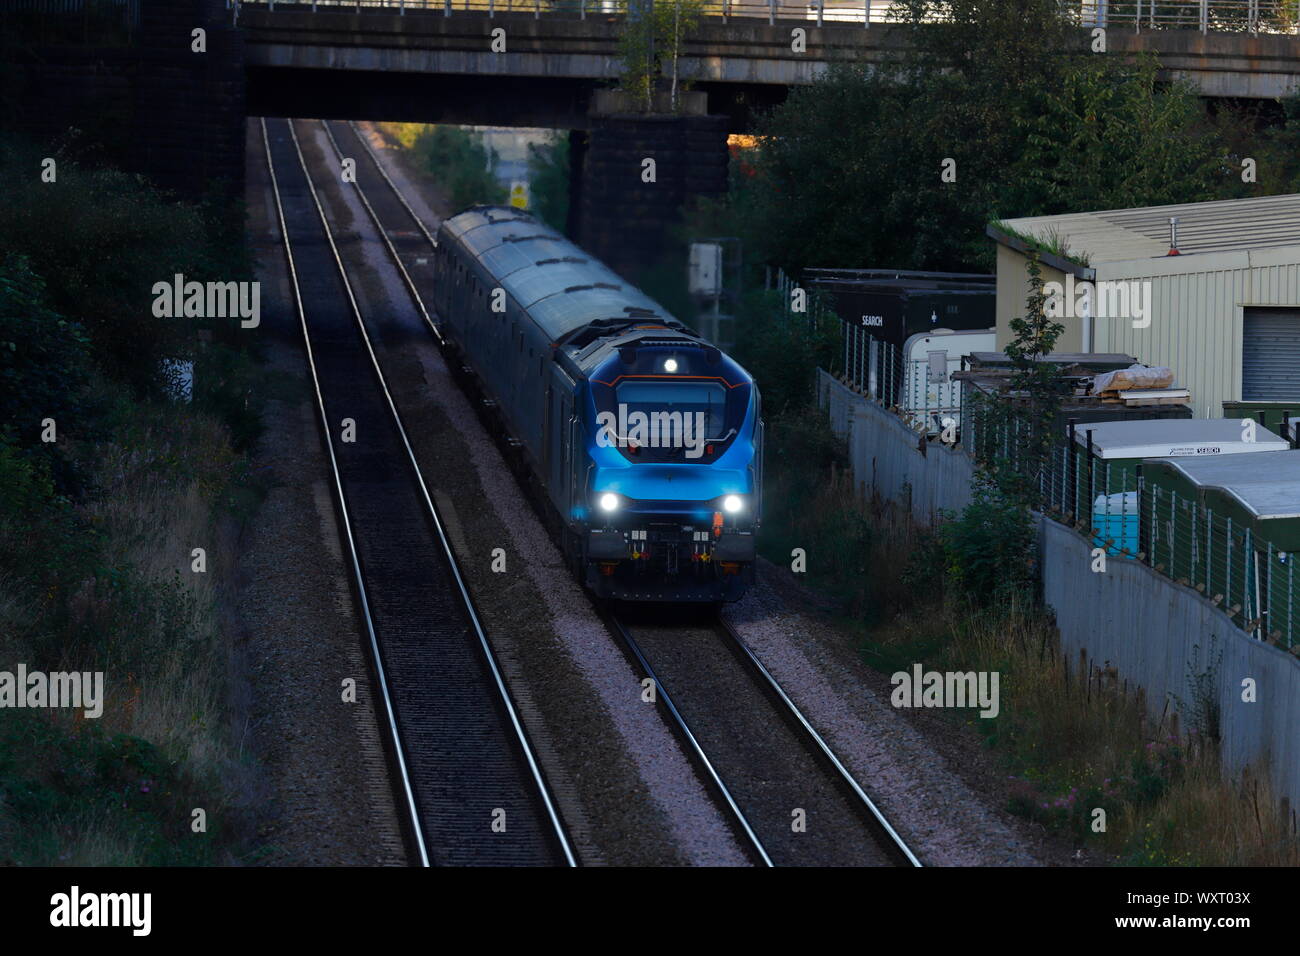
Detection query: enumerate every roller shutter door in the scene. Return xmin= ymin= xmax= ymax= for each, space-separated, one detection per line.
xmin=1242 ymin=308 xmax=1300 ymax=401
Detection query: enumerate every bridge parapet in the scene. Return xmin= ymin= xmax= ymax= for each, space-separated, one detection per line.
xmin=239 ymin=2 xmax=1300 ymax=98
xmin=235 ymin=0 xmax=1298 ymax=36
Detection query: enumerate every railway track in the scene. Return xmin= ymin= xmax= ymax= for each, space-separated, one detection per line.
xmin=259 ymin=115 xmax=575 ymax=867
xmin=609 ymin=612 xmax=921 ymax=867
xmin=317 ymin=117 xmax=921 ymax=867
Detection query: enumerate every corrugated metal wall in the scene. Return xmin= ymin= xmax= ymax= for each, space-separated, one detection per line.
xmin=1242 ymin=308 xmax=1300 ymax=399
xmin=1084 ymin=252 xmax=1300 ymax=418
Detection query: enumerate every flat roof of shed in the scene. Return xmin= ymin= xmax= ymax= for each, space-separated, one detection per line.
xmin=1152 ymin=452 xmax=1300 ymax=518
xmin=1219 ymin=482 xmax=1300 ymax=520
xmin=1072 ymin=418 xmax=1289 ymax=459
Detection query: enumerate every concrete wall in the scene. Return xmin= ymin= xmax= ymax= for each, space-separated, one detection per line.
xmin=1041 ymin=516 xmax=1300 ymax=810
xmin=817 ymin=369 xmax=974 ymax=524
xmin=821 ymin=366 xmax=1300 ymax=807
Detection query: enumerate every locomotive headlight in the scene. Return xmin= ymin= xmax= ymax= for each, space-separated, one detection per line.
xmin=663 ymin=358 xmax=679 ymax=373
xmin=598 ymin=492 xmax=620 ymax=513
xmin=722 ymin=494 xmax=743 ymax=514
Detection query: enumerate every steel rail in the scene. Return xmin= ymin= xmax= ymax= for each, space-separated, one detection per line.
xmin=291 ymin=117 xmax=577 ymax=867
xmin=318 ymin=119 xmax=444 ymax=345
xmin=716 ymin=616 xmax=922 ymax=867
xmin=321 ymin=119 xmax=772 ymax=868
xmin=260 ymin=116 xmax=430 ymax=867
xmin=345 ymin=120 xmax=440 ymax=249
xmin=606 ymin=614 xmax=775 ymax=867
xmin=326 ymin=115 xmax=917 ymax=868
xmin=271 ymin=116 xmax=576 ymax=866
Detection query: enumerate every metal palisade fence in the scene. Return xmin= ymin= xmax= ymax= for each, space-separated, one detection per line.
xmin=966 ymin=397 xmax=1300 ymax=653
xmin=833 ymin=316 xmax=961 ymax=436
xmin=765 ymin=267 xmax=913 ymax=413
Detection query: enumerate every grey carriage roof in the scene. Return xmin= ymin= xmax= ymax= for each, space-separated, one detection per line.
xmin=441 ymin=206 xmax=671 ymax=343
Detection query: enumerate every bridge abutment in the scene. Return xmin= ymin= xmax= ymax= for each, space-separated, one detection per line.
xmin=574 ymin=100 xmax=730 ymax=284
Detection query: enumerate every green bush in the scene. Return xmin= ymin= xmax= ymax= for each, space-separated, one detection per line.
xmin=938 ymin=477 xmax=1036 ymax=604
xmin=0 ymin=254 xmax=93 ymax=444
xmin=0 ymin=711 xmax=219 ymax=866
xmin=0 ymin=138 xmax=248 ymax=397
xmin=729 ymin=289 xmax=841 ymax=415
xmin=192 ymin=343 xmax=263 ymax=452
xmin=409 ymin=126 xmax=507 ymax=213
xmin=0 ymin=435 xmax=93 ymax=589
xmin=526 ymin=133 xmax=570 ymax=233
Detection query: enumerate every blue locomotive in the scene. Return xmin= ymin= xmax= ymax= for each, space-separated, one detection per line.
xmin=431 ymin=206 xmax=762 ymax=602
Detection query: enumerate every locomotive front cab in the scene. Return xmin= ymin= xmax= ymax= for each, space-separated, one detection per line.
xmin=580 ymin=337 xmax=762 ymax=602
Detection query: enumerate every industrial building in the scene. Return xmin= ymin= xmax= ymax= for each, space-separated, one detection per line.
xmin=988 ymin=193 xmax=1300 ymax=419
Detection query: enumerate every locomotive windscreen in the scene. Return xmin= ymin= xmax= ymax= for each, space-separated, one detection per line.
xmin=613 ymin=381 xmax=729 ymax=441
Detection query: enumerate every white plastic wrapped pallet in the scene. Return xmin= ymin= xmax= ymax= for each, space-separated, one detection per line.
xmin=1091 ymin=364 xmax=1175 ymax=393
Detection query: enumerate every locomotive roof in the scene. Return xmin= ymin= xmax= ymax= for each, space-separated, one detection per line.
xmin=442 ymin=206 xmax=673 ymax=343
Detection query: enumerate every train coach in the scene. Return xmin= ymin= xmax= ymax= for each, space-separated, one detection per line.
xmin=431 ymin=206 xmax=763 ymax=603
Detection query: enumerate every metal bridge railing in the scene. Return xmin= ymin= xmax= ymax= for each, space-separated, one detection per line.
xmin=233 ymin=0 xmax=1300 ymax=33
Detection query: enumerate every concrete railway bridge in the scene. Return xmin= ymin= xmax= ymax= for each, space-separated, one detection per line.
xmin=8 ymin=0 xmax=1300 ymax=275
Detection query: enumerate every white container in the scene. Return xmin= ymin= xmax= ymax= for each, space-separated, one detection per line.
xmin=1071 ymin=418 xmax=1290 ymax=460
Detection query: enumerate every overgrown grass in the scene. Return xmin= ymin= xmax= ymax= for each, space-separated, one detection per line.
xmin=0 ymin=133 xmax=264 ymax=866
xmin=988 ymin=220 xmax=1092 ymax=268
xmin=865 ymin=584 xmax=1298 ymax=865
xmin=760 ymin=404 xmax=1299 ymax=865
xmin=0 ymin=388 xmax=258 ymax=866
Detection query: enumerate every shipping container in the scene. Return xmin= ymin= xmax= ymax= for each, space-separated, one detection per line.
xmin=806 ymin=269 xmax=996 ymax=351
xmin=1069 ymin=418 xmax=1288 ymax=548
xmin=1222 ymin=400 xmax=1300 ymax=436
xmin=1142 ymin=451 xmax=1300 ymax=647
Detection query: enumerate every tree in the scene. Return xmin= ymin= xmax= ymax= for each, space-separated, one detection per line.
xmin=734 ymin=0 xmax=1256 ymax=273
xmin=1011 ymin=56 xmax=1222 ymax=216
xmin=412 ymin=126 xmax=507 ymax=212
xmin=526 ymin=133 xmax=570 ymax=233
xmin=615 ymin=0 xmax=704 ymax=112
xmin=942 ymin=255 xmax=1064 ymax=603
xmin=1249 ymin=94 xmax=1300 ymax=195
xmin=0 ymin=140 xmax=232 ymax=397
xmin=999 ymin=256 xmax=1066 ymax=506
xmin=0 ymin=255 xmax=92 ymax=447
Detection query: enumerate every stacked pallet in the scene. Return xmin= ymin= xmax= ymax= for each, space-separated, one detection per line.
xmin=1090 ymin=364 xmax=1189 ymax=407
